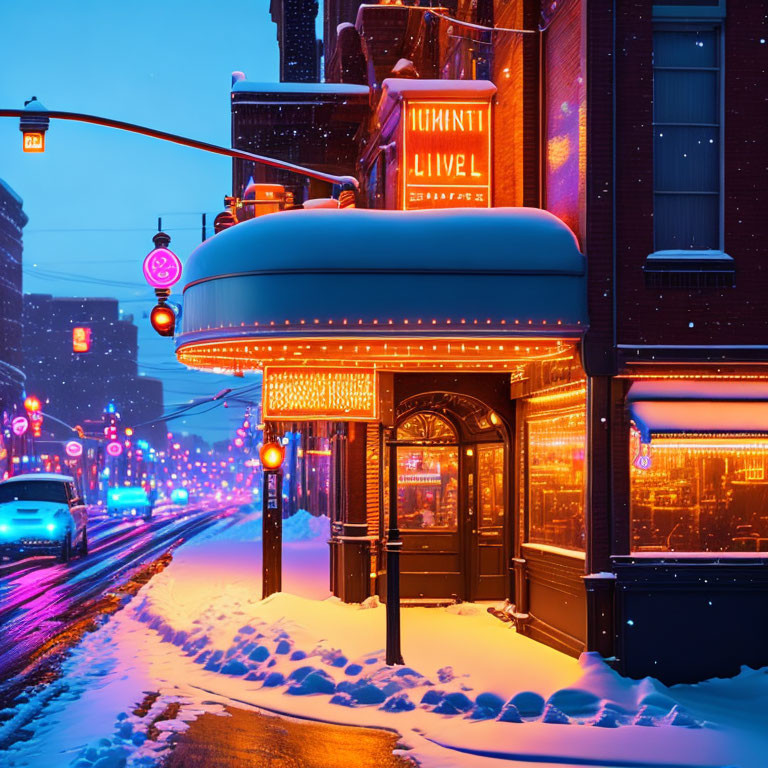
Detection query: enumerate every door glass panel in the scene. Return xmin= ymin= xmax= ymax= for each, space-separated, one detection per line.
xmin=478 ymin=444 xmax=504 ymax=528
xmin=397 ymin=445 xmax=459 ymax=530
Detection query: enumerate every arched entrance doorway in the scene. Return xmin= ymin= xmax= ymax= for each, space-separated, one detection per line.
xmin=389 ymin=393 xmax=510 ymax=602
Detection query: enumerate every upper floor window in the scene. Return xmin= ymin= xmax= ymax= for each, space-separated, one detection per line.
xmin=653 ymin=23 xmax=723 ymax=252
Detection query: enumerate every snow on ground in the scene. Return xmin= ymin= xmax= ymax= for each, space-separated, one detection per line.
xmin=2 ymin=505 xmax=766 ymax=767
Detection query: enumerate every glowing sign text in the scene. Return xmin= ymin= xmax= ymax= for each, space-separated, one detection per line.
xmin=264 ymin=367 xmax=378 ymax=421
xmin=403 ymin=100 xmax=491 ymax=211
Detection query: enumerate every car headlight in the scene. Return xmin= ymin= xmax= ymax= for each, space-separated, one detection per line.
xmin=46 ymin=523 xmax=56 ymax=533
xmin=0 ymin=523 xmax=9 ymax=534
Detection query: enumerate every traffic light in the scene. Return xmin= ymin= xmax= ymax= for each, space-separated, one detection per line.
xmin=23 ymin=396 xmax=41 ymax=413
xmin=20 ymin=97 xmax=49 ymax=153
xmin=260 ymin=442 xmax=285 ymax=471
xmin=150 ymin=303 xmax=176 ymax=337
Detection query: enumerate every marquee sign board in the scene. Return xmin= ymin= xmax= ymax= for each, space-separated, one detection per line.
xmin=263 ymin=367 xmax=378 ymax=421
xmin=402 ymin=100 xmax=492 ymax=210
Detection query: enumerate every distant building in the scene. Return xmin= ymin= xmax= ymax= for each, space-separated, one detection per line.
xmin=231 ymin=79 xmax=369 ymax=204
xmin=270 ymin=0 xmax=320 ymax=82
xmin=0 ymin=179 xmax=28 ymax=416
xmin=22 ymin=295 xmax=166 ymax=447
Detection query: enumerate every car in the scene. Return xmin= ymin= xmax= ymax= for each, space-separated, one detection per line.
xmin=107 ymin=486 xmax=152 ymax=520
xmin=0 ymin=473 xmax=88 ymax=562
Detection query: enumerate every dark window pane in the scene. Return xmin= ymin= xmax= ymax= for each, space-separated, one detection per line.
xmin=654 ymin=70 xmax=718 ymax=124
xmin=654 ymin=193 xmax=719 ymax=250
xmin=654 ymin=126 xmax=719 ymax=192
xmin=653 ymin=29 xmax=718 ymax=68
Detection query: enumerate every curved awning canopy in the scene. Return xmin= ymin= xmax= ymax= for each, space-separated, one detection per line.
xmin=176 ymin=207 xmax=587 ymax=372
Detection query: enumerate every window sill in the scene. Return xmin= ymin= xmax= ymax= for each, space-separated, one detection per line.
xmin=522 ymin=543 xmax=586 ymax=560
xmin=644 ymin=250 xmax=734 ymax=288
xmin=619 ymin=552 xmax=768 ymax=560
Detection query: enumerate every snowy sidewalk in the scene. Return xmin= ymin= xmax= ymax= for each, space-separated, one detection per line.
xmin=2 ymin=507 xmax=765 ymax=767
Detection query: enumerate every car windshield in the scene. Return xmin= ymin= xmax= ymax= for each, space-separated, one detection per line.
xmin=0 ymin=481 xmax=69 ymax=504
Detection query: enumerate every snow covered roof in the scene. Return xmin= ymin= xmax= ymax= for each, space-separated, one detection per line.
xmin=380 ymin=78 xmax=497 ymax=101
xmin=176 ymin=208 xmax=586 ymax=364
xmin=184 ymin=208 xmax=580 ymax=284
xmin=232 ymin=81 xmax=370 ymax=97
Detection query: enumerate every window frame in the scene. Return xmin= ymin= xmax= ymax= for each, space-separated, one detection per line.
xmin=650 ymin=13 xmax=726 ymax=258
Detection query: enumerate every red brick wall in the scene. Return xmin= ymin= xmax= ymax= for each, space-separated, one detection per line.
xmin=613 ymin=0 xmax=768 ymax=348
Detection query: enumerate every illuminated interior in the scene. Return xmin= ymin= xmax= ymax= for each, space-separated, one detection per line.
xmin=396 ymin=413 xmax=459 ymax=531
xmin=631 ymin=435 xmax=768 ymax=553
xmin=478 ymin=444 xmax=505 ymax=528
xmin=527 ymin=408 xmax=586 ymax=551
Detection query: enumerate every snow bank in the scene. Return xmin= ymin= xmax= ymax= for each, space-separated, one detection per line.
xmin=3 ymin=505 xmax=765 ymax=768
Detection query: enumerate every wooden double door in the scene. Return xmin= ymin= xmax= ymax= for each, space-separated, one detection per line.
xmin=393 ymin=419 xmax=507 ymax=601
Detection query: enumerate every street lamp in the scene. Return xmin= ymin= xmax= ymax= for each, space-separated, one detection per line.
xmin=260 ymin=440 xmax=285 ymax=599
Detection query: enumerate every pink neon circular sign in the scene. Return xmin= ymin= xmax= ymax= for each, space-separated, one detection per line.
xmin=142 ymin=247 xmax=183 ymax=289
xmin=11 ymin=416 xmax=28 ymax=436
xmin=106 ymin=441 xmax=123 ymax=457
xmin=65 ymin=440 xmax=83 ymax=458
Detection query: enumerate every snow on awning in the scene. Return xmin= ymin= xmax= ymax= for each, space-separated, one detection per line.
xmin=627 ymin=381 xmax=768 ymax=442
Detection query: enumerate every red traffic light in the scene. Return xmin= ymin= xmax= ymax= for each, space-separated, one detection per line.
xmin=24 ymin=395 xmax=41 ymax=413
xmin=150 ymin=304 xmax=176 ymax=337
xmin=260 ymin=442 xmax=285 ymax=470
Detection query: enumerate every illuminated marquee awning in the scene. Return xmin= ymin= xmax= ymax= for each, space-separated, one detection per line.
xmin=628 ymin=381 xmax=768 ymax=442
xmin=175 ymin=207 xmax=587 ymax=373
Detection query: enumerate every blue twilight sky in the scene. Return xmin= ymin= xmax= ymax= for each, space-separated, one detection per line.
xmin=0 ymin=0 xmax=283 ymax=443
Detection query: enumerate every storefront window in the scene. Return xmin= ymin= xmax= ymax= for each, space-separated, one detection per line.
xmin=396 ymin=445 xmax=459 ymax=530
xmin=631 ymin=436 xmax=768 ymax=553
xmin=478 ymin=444 xmax=505 ymax=528
xmin=527 ymin=410 xmax=586 ymax=550
xmin=395 ymin=413 xmax=459 ymax=531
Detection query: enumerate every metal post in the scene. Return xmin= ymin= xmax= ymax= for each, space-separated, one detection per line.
xmin=262 ymin=468 xmax=283 ymax=598
xmin=386 ymin=439 xmax=404 ymax=665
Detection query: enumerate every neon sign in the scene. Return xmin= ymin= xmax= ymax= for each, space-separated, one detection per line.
xmin=402 ymin=100 xmax=491 ymax=210
xmin=106 ymin=441 xmax=123 ymax=457
xmin=263 ymin=367 xmax=378 ymax=421
xmin=142 ymin=247 xmax=183 ymax=289
xmin=65 ymin=440 xmax=83 ymax=458
xmin=72 ymin=327 xmax=92 ymax=353
xmin=11 ymin=416 xmax=28 ymax=436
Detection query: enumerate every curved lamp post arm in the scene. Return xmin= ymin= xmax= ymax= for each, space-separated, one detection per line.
xmin=0 ymin=108 xmax=359 ymax=189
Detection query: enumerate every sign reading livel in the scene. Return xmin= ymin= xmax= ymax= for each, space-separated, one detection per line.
xmin=263 ymin=367 xmax=379 ymax=421
xmin=402 ymin=100 xmax=491 ymax=210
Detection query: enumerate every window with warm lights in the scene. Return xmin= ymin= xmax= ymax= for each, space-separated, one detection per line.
xmin=631 ymin=433 xmax=768 ymax=553
xmin=526 ymin=407 xmax=586 ymax=551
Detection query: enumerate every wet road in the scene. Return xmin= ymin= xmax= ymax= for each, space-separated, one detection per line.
xmin=166 ymin=705 xmax=413 ymax=768
xmin=0 ymin=497 xmax=247 ymax=691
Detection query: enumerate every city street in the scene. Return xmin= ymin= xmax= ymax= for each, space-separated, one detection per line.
xmin=2 ymin=0 xmax=768 ymax=765
xmin=0 ymin=498 xmax=248 ymax=705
